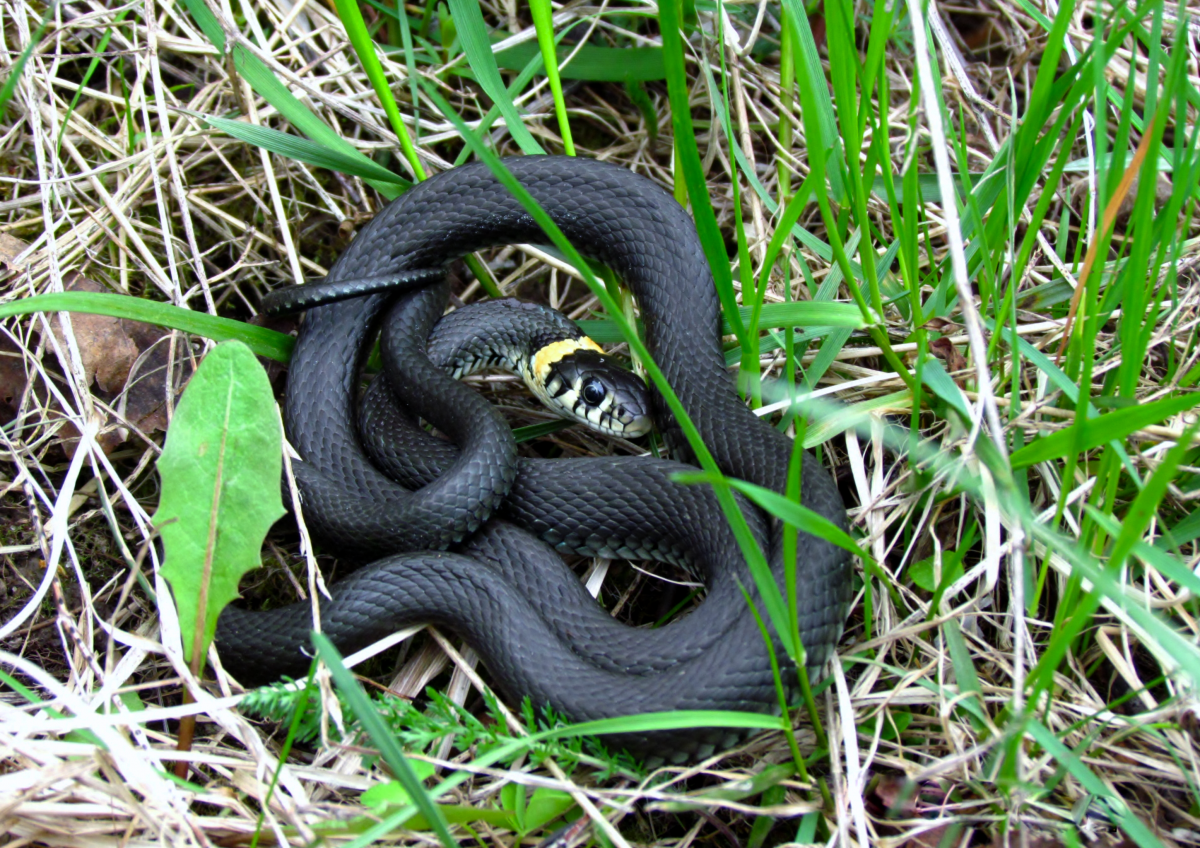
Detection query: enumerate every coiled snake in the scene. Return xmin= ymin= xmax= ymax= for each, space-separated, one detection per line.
xmin=215 ymin=156 xmax=851 ymax=762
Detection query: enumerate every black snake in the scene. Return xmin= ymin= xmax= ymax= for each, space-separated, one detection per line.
xmin=215 ymin=156 xmax=851 ymax=762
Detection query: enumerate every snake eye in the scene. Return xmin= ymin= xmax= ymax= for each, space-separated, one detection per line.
xmin=581 ymin=378 xmax=606 ymax=406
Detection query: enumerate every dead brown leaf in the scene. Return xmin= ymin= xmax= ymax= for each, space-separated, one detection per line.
xmin=44 ymin=273 xmax=193 ymax=452
xmin=117 ymin=323 xmax=193 ymax=438
xmin=866 ymin=775 xmax=962 ymax=848
xmin=0 ymin=232 xmax=32 ymax=277
xmin=0 ymin=333 xmax=28 ymax=425
xmin=866 ymin=774 xmax=955 ymax=819
xmin=0 ymin=235 xmax=31 ymax=425
xmin=929 ymin=336 xmax=968 ymax=373
xmin=51 ymin=274 xmax=141 ymax=392
xmin=922 ymin=316 xmax=960 ymax=335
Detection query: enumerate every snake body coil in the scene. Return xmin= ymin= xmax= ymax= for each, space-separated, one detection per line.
xmin=215 ymin=157 xmax=851 ymax=762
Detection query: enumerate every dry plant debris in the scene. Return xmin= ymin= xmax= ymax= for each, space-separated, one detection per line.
xmin=0 ymin=0 xmax=1198 ymax=846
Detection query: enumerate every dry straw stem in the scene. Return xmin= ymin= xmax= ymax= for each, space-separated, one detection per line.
xmin=0 ymin=0 xmax=1198 ymax=845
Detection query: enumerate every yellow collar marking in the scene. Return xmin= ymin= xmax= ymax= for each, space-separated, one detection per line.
xmin=533 ymin=337 xmax=604 ymax=381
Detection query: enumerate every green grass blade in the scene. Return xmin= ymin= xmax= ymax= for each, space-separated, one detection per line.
xmin=330 ymin=0 xmax=426 ymax=179
xmin=1026 ymin=720 xmax=1164 ymax=847
xmin=0 ymin=292 xmax=295 ymax=363
xmin=1108 ymin=418 xmax=1200 ymax=572
xmin=312 ymin=633 xmax=460 ymax=847
xmin=1088 ymin=509 xmax=1200 ymax=600
xmin=447 ymin=0 xmax=544 ymax=155
xmin=313 ymin=633 xmax=785 ymax=846
xmin=780 ymin=0 xmax=845 ymax=200
xmin=180 ymin=0 xmax=408 ymax=199
xmin=542 ymin=709 xmax=783 ymax=737
xmin=941 ymin=618 xmax=986 ymax=729
xmin=1026 ymin=520 xmax=1200 ymax=700
xmin=250 ymin=664 xmax=318 ymax=848
xmin=698 ymin=55 xmax=844 ymax=271
xmin=198 ymin=114 xmax=411 ymax=187
xmin=657 ymin=0 xmax=743 ymax=341
xmin=494 ymin=41 xmax=665 ymax=82
xmin=529 ymin=0 xmax=574 ymax=155
xmin=394 ymin=1 xmax=422 ymax=146
xmin=577 ymin=300 xmax=867 ymax=344
xmin=1009 ymin=393 xmax=1198 ymax=469
xmin=0 ymin=5 xmax=53 ymax=113
xmin=180 ymin=0 xmax=227 ymax=49
xmin=675 ymin=470 xmax=870 ymax=563
xmin=1157 ymin=508 xmax=1200 ymax=551
xmin=451 ymin=23 xmax=577 ymax=167
xmin=55 ymin=9 xmax=131 ymax=155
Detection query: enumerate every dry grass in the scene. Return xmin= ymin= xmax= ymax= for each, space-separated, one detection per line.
xmin=1 ymin=0 xmax=1198 ymax=846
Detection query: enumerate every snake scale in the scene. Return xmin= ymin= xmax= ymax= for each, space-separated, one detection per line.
xmin=215 ymin=156 xmax=851 ymax=762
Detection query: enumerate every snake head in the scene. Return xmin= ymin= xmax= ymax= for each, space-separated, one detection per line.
xmin=532 ymin=346 xmax=652 ymax=439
